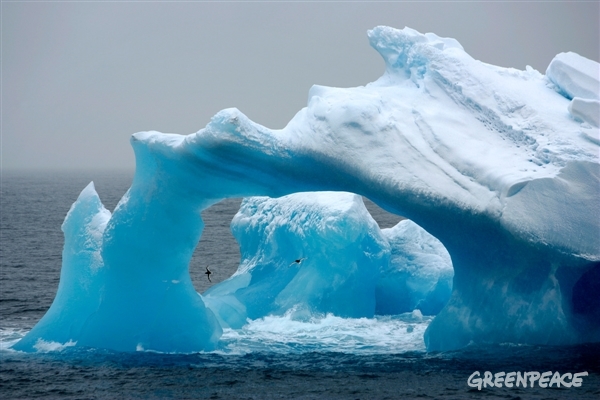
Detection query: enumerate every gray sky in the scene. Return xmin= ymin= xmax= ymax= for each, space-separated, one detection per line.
xmin=3 ymin=1 xmax=599 ymax=171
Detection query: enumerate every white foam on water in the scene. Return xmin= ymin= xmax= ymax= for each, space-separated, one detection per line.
xmin=0 ymin=328 xmax=28 ymax=351
xmin=33 ymin=338 xmax=76 ymax=353
xmin=1 ymin=329 xmax=77 ymax=353
xmin=218 ymin=310 xmax=431 ymax=355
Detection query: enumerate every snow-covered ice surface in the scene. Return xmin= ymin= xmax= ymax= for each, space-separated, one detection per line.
xmin=569 ymin=97 xmax=600 ymax=128
xmin=13 ymin=26 xmax=599 ymax=353
xmin=547 ymin=51 xmax=600 ymax=129
xmin=547 ymin=52 xmax=599 ymax=101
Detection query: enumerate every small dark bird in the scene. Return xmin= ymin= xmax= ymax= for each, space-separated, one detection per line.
xmin=289 ymin=257 xmax=307 ymax=267
xmin=205 ymin=266 xmax=212 ymax=282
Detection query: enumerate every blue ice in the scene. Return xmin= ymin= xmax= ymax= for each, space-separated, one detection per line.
xmin=14 ymin=26 xmax=600 ymax=353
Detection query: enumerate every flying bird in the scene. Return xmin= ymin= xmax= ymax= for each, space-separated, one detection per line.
xmin=289 ymin=257 xmax=307 ymax=267
xmin=205 ymin=266 xmax=212 ymax=282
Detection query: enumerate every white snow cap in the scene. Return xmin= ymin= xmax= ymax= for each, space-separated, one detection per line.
xmin=546 ymin=52 xmax=600 ymax=100
xmin=569 ymin=97 xmax=600 ymax=127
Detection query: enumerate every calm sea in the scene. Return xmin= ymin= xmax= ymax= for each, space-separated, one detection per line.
xmin=1 ymin=170 xmax=598 ymax=399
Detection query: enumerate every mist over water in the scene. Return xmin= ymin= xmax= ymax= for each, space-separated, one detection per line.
xmin=1 ymin=171 xmax=598 ymax=399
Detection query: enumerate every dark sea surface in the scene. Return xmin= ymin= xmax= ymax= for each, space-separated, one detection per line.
xmin=1 ymin=170 xmax=599 ymax=399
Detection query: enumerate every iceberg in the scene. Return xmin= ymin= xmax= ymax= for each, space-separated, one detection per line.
xmin=15 ymin=26 xmax=599 ymax=353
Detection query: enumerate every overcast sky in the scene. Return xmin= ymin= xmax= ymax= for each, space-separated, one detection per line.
xmin=3 ymin=1 xmax=599 ymax=171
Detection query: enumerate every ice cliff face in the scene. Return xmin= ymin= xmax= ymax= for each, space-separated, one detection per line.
xmin=378 ymin=220 xmax=452 ymax=317
xmin=15 ymin=26 xmax=599 ymax=353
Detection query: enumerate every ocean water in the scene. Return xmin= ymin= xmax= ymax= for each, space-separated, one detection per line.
xmin=1 ymin=170 xmax=598 ymax=399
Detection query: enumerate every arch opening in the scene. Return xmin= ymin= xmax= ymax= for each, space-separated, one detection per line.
xmin=190 ymin=192 xmax=453 ymax=329
xmin=190 ymin=198 xmax=242 ymax=293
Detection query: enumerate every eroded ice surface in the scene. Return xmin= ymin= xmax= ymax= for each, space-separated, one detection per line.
xmin=14 ymin=183 xmax=222 ymax=353
xmin=377 ymin=220 xmax=453 ymax=316
xmin=204 ymin=192 xmax=389 ymax=328
xmin=204 ymin=192 xmax=452 ymax=329
xmin=13 ymin=183 xmax=110 ymax=351
xmin=15 ymin=26 xmax=600 ymax=353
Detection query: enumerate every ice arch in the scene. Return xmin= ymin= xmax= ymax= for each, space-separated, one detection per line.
xmin=15 ymin=26 xmax=599 ymax=352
